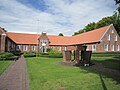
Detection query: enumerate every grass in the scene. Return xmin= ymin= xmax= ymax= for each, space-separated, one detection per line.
xmin=26 ymin=57 xmax=120 ymax=90
xmin=0 ymin=61 xmax=12 ymax=75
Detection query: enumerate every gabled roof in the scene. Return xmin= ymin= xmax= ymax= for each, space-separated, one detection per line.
xmin=6 ymin=25 xmax=110 ymax=45
xmin=70 ymin=25 xmax=109 ymax=45
xmin=6 ymin=32 xmax=38 ymax=44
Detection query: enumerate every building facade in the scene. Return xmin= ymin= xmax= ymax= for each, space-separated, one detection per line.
xmin=86 ymin=25 xmax=120 ymax=52
xmin=0 ymin=24 xmax=120 ymax=53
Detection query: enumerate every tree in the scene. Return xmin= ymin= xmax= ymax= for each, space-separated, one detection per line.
xmin=72 ymin=0 xmax=120 ymax=36
xmin=58 ymin=33 xmax=64 ymax=36
xmin=115 ymin=0 xmax=120 ymax=13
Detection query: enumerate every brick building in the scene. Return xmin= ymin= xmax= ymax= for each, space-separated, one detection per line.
xmin=0 ymin=24 xmax=120 ymax=53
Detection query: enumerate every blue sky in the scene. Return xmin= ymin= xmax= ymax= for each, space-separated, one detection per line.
xmin=0 ymin=0 xmax=117 ymax=36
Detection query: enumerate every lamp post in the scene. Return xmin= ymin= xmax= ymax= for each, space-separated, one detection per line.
xmin=36 ymin=19 xmax=40 ymax=57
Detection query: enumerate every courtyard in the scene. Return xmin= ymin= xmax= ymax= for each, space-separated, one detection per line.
xmin=0 ymin=52 xmax=120 ymax=90
xmin=26 ymin=56 xmax=120 ymax=90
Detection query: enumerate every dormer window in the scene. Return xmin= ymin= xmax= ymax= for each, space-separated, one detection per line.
xmin=107 ymin=34 xmax=110 ymax=41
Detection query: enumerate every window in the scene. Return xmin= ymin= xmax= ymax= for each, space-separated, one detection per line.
xmin=59 ymin=47 xmax=61 ymax=51
xmin=114 ymin=35 xmax=117 ymax=41
xmin=24 ymin=45 xmax=28 ymax=51
xmin=64 ymin=47 xmax=67 ymax=51
xmin=16 ymin=45 xmax=20 ymax=50
xmin=92 ymin=44 xmax=96 ymax=51
xmin=111 ymin=45 xmax=114 ymax=51
xmin=117 ymin=45 xmax=119 ymax=51
xmin=32 ymin=45 xmax=35 ymax=51
xmin=107 ymin=34 xmax=110 ymax=41
xmin=40 ymin=40 xmax=48 ymax=46
xmin=111 ymin=30 xmax=114 ymax=33
xmin=104 ymin=44 xmax=108 ymax=51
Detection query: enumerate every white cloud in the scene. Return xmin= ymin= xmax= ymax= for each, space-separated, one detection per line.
xmin=0 ymin=0 xmax=116 ymax=36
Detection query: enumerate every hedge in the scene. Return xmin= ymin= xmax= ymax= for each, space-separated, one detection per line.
xmin=92 ymin=52 xmax=120 ymax=57
xmin=39 ymin=52 xmax=63 ymax=58
xmin=0 ymin=52 xmax=18 ymax=60
xmin=23 ymin=52 xmax=36 ymax=58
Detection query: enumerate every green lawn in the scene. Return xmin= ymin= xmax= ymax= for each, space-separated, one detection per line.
xmin=0 ymin=61 xmax=12 ymax=75
xmin=26 ymin=57 xmax=120 ymax=90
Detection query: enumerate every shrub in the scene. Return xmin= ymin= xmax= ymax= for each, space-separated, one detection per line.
xmin=48 ymin=52 xmax=63 ymax=58
xmin=92 ymin=52 xmax=120 ymax=57
xmin=12 ymin=51 xmax=23 ymax=56
xmin=23 ymin=52 xmax=36 ymax=57
xmin=0 ymin=52 xmax=18 ymax=60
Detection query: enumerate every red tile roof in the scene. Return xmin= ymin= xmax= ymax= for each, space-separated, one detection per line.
xmin=6 ymin=25 xmax=110 ymax=45
xmin=6 ymin=32 xmax=38 ymax=44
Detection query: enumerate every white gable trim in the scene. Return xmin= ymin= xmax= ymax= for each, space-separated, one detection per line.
xmin=100 ymin=24 xmax=113 ymax=42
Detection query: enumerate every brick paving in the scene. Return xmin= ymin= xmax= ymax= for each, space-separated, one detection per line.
xmin=0 ymin=55 xmax=29 ymax=90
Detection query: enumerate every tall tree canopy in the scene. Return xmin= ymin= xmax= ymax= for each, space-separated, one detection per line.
xmin=73 ymin=1 xmax=120 ymax=36
xmin=58 ymin=33 xmax=64 ymax=36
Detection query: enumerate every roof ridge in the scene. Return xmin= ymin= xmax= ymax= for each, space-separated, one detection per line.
xmin=72 ymin=25 xmax=109 ymax=37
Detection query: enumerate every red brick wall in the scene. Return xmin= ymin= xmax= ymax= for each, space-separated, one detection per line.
xmin=87 ymin=25 xmax=120 ymax=52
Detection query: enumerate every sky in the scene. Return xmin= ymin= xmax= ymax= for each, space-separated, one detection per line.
xmin=0 ymin=0 xmax=117 ymax=36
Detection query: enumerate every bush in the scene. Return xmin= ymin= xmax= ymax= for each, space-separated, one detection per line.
xmin=12 ymin=51 xmax=23 ymax=56
xmin=39 ymin=51 xmax=63 ymax=58
xmin=0 ymin=52 xmax=18 ymax=60
xmin=49 ymin=52 xmax=63 ymax=58
xmin=23 ymin=52 xmax=36 ymax=57
xmin=92 ymin=52 xmax=120 ymax=57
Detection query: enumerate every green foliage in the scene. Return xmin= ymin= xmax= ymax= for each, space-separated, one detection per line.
xmin=58 ymin=33 xmax=64 ymax=36
xmin=92 ymin=52 xmax=120 ymax=57
xmin=23 ymin=52 xmax=36 ymax=58
xmin=115 ymin=0 xmax=120 ymax=13
xmin=39 ymin=48 xmax=63 ymax=58
xmin=73 ymin=14 xmax=120 ymax=36
xmin=0 ymin=52 xmax=18 ymax=60
xmin=12 ymin=51 xmax=23 ymax=56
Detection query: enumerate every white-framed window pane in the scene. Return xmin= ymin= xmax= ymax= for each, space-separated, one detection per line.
xmin=104 ymin=44 xmax=108 ymax=51
xmin=107 ymin=34 xmax=110 ymax=41
xmin=111 ymin=30 xmax=114 ymax=33
xmin=16 ymin=45 xmax=20 ymax=50
xmin=32 ymin=45 xmax=35 ymax=51
xmin=111 ymin=45 xmax=114 ymax=51
xmin=59 ymin=47 xmax=61 ymax=51
xmin=24 ymin=45 xmax=28 ymax=51
xmin=117 ymin=45 xmax=119 ymax=51
xmin=92 ymin=44 xmax=96 ymax=51
xmin=114 ymin=35 xmax=117 ymax=41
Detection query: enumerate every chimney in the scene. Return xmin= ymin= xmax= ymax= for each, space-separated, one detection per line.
xmin=42 ymin=32 xmax=46 ymax=36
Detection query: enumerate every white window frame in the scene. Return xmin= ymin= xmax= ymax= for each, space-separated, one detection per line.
xmin=64 ymin=47 xmax=67 ymax=51
xmin=111 ymin=45 xmax=114 ymax=51
xmin=111 ymin=30 xmax=114 ymax=33
xmin=114 ymin=35 xmax=117 ymax=41
xmin=117 ymin=45 xmax=119 ymax=51
xmin=24 ymin=45 xmax=28 ymax=51
xmin=17 ymin=45 xmax=20 ymax=50
xmin=107 ymin=34 xmax=110 ymax=41
xmin=92 ymin=44 xmax=96 ymax=52
xmin=32 ymin=45 xmax=35 ymax=51
xmin=104 ymin=44 xmax=108 ymax=51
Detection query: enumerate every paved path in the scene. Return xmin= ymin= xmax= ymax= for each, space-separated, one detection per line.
xmin=0 ymin=55 xmax=29 ymax=90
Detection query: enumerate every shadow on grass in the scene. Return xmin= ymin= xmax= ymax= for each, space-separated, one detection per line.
xmin=99 ymin=74 xmax=107 ymax=90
